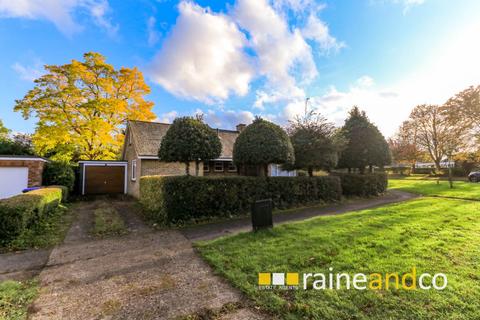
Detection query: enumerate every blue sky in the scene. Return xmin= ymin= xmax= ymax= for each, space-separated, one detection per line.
xmin=1 ymin=0 xmax=479 ymax=137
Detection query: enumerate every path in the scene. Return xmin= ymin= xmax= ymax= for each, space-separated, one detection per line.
xmin=181 ymin=190 xmax=418 ymax=241
xmin=28 ymin=199 xmax=265 ymax=320
xmin=0 ymin=248 xmax=51 ymax=281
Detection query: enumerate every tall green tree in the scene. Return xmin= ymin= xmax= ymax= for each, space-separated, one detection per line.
xmin=287 ymin=111 xmax=341 ymax=176
xmin=158 ymin=116 xmax=222 ymax=175
xmin=337 ymin=107 xmax=391 ymax=173
xmin=233 ymin=117 xmax=294 ymax=176
xmin=0 ymin=119 xmax=9 ymax=137
xmin=14 ymin=52 xmax=155 ymax=162
xmin=0 ymin=121 xmax=33 ymax=155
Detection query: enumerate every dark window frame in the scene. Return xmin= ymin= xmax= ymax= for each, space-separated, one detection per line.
xmin=214 ymin=161 xmax=224 ymax=172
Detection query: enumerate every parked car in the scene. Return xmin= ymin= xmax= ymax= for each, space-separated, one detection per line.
xmin=468 ymin=171 xmax=480 ymax=182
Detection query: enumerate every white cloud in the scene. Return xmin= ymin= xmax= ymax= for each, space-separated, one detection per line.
xmin=86 ymin=0 xmax=118 ymax=37
xmin=302 ymin=14 xmax=345 ymax=53
xmin=157 ymin=111 xmax=178 ymax=123
xmin=147 ymin=16 xmax=159 ymax=46
xmin=372 ymin=0 xmax=426 ymax=14
xmin=400 ymin=0 xmax=425 ymax=13
xmin=196 ymin=108 xmax=255 ymax=129
xmin=0 ymin=0 xmax=117 ymax=37
xmin=234 ymin=0 xmax=317 ymax=99
xmin=148 ymin=0 xmax=343 ymax=108
xmin=280 ymin=76 xmax=412 ymax=137
xmin=149 ymin=1 xmax=254 ymax=104
xmin=356 ymin=75 xmax=374 ymax=88
xmin=271 ymin=0 xmax=321 ymax=13
xmin=11 ymin=60 xmax=44 ymax=82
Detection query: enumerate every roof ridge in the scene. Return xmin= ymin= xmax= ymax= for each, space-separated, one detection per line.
xmin=128 ymin=119 xmax=239 ymax=133
xmin=128 ymin=119 xmax=171 ymax=125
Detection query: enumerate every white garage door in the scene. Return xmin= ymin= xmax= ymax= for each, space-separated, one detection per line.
xmin=0 ymin=167 xmax=29 ymax=199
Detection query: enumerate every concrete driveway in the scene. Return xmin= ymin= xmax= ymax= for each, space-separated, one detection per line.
xmin=28 ymin=200 xmax=265 ymax=320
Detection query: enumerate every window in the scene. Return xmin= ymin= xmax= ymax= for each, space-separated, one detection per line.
xmin=227 ymin=162 xmax=237 ymax=172
xmin=203 ymin=161 xmax=210 ymax=172
xmin=214 ymin=161 xmax=224 ymax=172
xmin=131 ymin=160 xmax=137 ymax=181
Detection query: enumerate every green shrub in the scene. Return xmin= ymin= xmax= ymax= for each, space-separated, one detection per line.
xmin=434 ymin=167 xmax=467 ymax=177
xmin=140 ymin=175 xmax=342 ymax=224
xmin=412 ymin=167 xmax=435 ymax=175
xmin=46 ymin=185 xmax=69 ymax=202
xmin=385 ymin=166 xmax=411 ymax=176
xmin=333 ymin=172 xmax=388 ymax=197
xmin=0 ymin=187 xmax=64 ymax=245
xmin=42 ymin=161 xmax=75 ymax=191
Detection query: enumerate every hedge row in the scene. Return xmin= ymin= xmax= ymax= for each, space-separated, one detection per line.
xmin=332 ymin=172 xmax=388 ymax=197
xmin=0 ymin=186 xmax=67 ymax=244
xmin=140 ymin=176 xmax=342 ymax=224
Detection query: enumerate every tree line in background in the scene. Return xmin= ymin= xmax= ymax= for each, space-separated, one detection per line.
xmin=156 ymin=106 xmax=391 ymax=177
xmin=0 ymin=119 xmax=33 ymax=155
xmin=7 ymin=50 xmax=454 ymax=176
xmin=389 ymin=85 xmax=480 ymax=173
xmin=2 ymin=51 xmax=391 ymax=175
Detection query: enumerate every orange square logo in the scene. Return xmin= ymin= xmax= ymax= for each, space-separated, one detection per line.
xmin=286 ymin=273 xmax=299 ymax=285
xmin=258 ymin=273 xmax=271 ymax=285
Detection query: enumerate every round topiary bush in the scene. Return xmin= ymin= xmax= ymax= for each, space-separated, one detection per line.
xmin=42 ymin=161 xmax=75 ymax=191
xmin=233 ymin=117 xmax=294 ymax=176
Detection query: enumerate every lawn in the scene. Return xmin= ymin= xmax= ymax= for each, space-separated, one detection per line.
xmin=0 ymin=280 xmax=38 ymax=320
xmin=197 ymin=198 xmax=480 ymax=319
xmin=389 ymin=178 xmax=480 ymax=200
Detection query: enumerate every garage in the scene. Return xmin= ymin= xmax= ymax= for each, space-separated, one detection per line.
xmin=0 ymin=167 xmax=29 ymax=199
xmin=79 ymin=161 xmax=127 ymax=195
xmin=0 ymin=156 xmax=47 ymax=199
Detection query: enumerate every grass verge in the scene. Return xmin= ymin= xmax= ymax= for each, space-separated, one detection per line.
xmin=92 ymin=204 xmax=127 ymax=237
xmin=0 ymin=280 xmax=39 ymax=320
xmin=2 ymin=204 xmax=73 ymax=252
xmin=389 ymin=179 xmax=480 ymax=200
xmin=197 ymin=198 xmax=480 ymax=319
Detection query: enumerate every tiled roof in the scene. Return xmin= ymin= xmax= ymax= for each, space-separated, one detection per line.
xmin=128 ymin=120 xmax=239 ymax=158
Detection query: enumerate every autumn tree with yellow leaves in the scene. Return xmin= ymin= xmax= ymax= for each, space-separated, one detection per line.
xmin=14 ymin=52 xmax=155 ymax=162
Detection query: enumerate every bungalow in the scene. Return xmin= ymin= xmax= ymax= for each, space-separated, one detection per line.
xmin=121 ymin=120 xmax=295 ymax=198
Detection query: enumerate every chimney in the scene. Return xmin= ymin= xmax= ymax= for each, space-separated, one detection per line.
xmin=236 ymin=123 xmax=246 ymax=132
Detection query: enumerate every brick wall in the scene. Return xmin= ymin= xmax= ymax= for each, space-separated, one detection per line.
xmin=124 ymin=136 xmax=141 ymax=198
xmin=141 ymin=160 xmax=202 ymax=177
xmin=0 ymin=160 xmax=45 ymax=187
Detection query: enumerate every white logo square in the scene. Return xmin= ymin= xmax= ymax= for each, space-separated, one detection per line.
xmin=272 ymin=273 xmax=285 ymax=285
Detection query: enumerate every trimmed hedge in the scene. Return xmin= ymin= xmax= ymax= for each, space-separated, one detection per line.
xmin=332 ymin=172 xmax=388 ymax=197
xmin=0 ymin=187 xmax=65 ymax=244
xmin=412 ymin=167 xmax=435 ymax=175
xmin=385 ymin=166 xmax=412 ymax=176
xmin=140 ymin=176 xmax=342 ymax=224
xmin=42 ymin=161 xmax=75 ymax=191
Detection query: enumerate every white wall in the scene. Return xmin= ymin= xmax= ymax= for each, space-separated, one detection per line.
xmin=0 ymin=167 xmax=29 ymax=199
xmin=269 ymin=164 xmax=296 ymax=177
